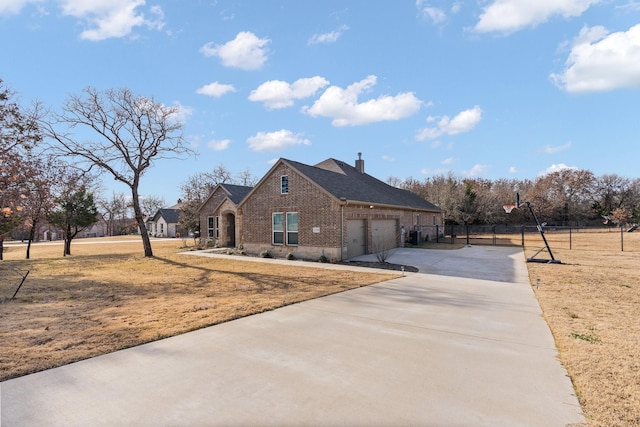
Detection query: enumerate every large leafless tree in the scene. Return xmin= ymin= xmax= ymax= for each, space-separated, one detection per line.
xmin=42 ymin=87 xmax=194 ymax=257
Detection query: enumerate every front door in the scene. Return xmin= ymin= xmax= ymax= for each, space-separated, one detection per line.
xmin=226 ymin=213 xmax=236 ymax=247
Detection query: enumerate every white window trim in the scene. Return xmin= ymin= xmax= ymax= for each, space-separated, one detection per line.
xmin=286 ymin=212 xmax=298 ymax=246
xmin=272 ymin=212 xmax=284 ymax=245
xmin=207 ymin=216 xmax=215 ymax=238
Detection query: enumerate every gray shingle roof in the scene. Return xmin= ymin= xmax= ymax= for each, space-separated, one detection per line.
xmin=153 ymin=208 xmax=181 ymax=223
xmin=219 ymin=183 xmax=253 ymax=205
xmin=285 ymin=158 xmax=441 ymax=211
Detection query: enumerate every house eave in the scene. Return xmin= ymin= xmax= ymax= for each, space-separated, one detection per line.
xmin=340 ymin=199 xmax=441 ymax=212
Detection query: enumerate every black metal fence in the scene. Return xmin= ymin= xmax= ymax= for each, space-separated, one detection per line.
xmin=411 ymin=224 xmax=640 ymax=253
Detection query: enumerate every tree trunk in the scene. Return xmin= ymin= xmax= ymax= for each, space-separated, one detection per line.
xmin=131 ymin=185 xmax=153 ymax=257
xmin=64 ymin=237 xmax=72 ymax=256
xmin=63 ymin=224 xmax=72 ymax=256
xmin=26 ymin=218 xmax=38 ymax=260
xmin=0 ymin=238 xmax=4 ymax=261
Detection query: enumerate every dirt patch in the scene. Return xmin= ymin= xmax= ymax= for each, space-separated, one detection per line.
xmin=338 ymin=260 xmax=419 ymax=272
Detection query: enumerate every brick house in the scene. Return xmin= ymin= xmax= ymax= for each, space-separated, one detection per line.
xmin=234 ymin=155 xmax=442 ymax=260
xmin=197 ymin=183 xmax=253 ymax=247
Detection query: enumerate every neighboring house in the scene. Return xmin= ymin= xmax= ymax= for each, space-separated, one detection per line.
xmin=23 ymin=217 xmax=107 ymax=242
xmin=197 ymin=183 xmax=253 ymax=247
xmin=148 ymin=204 xmax=184 ymax=238
xmin=196 ymin=154 xmax=441 ymax=260
xmin=76 ymin=217 xmax=108 ymax=238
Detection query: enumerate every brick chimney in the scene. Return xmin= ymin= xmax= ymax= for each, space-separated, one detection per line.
xmin=355 ymin=152 xmax=365 ymax=174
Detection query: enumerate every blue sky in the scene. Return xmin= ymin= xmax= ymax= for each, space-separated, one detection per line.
xmin=2 ymin=0 xmax=639 ymax=204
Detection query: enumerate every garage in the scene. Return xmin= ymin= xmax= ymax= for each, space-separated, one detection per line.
xmin=371 ymin=219 xmax=398 ymax=253
xmin=346 ymin=219 xmax=366 ymax=258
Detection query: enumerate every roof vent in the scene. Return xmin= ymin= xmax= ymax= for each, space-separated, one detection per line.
xmin=355 ymin=152 xmax=365 ymax=174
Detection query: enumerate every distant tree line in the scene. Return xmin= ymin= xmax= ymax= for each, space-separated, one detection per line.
xmin=389 ymin=170 xmax=640 ymax=227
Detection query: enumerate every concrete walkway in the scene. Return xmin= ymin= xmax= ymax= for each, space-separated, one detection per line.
xmin=1 ymin=246 xmax=585 ymax=426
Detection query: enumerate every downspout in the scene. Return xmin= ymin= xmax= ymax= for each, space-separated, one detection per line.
xmin=340 ymin=197 xmax=348 ymax=261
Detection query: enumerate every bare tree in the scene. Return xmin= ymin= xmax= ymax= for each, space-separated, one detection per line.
xmin=592 ymin=174 xmax=638 ymax=218
xmin=98 ymin=192 xmax=133 ymax=236
xmin=530 ymin=169 xmax=595 ymax=225
xmin=178 ymin=164 xmax=237 ymax=235
xmin=0 ymin=79 xmax=41 ymax=156
xmin=237 ymin=168 xmax=258 ymax=186
xmin=140 ymin=195 xmax=166 ymax=218
xmin=42 ymin=87 xmax=194 ymax=257
xmin=211 ymin=164 xmax=233 ymax=184
xmin=21 ymin=156 xmax=70 ymax=258
xmin=178 ymin=172 xmax=218 ymax=236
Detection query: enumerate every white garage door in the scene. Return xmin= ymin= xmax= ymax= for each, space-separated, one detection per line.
xmin=371 ymin=219 xmax=398 ymax=253
xmin=346 ymin=219 xmax=366 ymax=258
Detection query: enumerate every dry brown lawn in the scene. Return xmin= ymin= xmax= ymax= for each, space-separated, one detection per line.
xmin=523 ymin=231 xmax=640 ymax=427
xmin=0 ymin=237 xmax=395 ymax=382
xmin=441 ymin=229 xmax=640 ymax=426
xmin=2 ymin=232 xmax=639 ymax=426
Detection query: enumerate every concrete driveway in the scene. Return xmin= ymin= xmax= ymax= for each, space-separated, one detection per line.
xmin=1 ymin=246 xmax=585 ymax=426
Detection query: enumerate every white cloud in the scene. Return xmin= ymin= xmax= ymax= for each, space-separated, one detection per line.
xmin=509 ymin=166 xmax=518 ymax=173
xmin=542 ymin=141 xmax=572 ymax=154
xmin=462 ymin=164 xmax=490 ymax=177
xmin=168 ymin=101 xmax=192 ymax=125
xmin=382 ymin=155 xmax=396 ymax=162
xmin=60 ymin=0 xmax=165 ymax=41
xmin=539 ymin=163 xmax=579 ymax=176
xmin=419 ymin=5 xmax=446 ymax=24
xmin=0 ymin=0 xmax=41 ymax=14
xmin=207 ymin=139 xmax=231 ymax=151
xmin=200 ymin=31 xmax=270 ymax=70
xmin=196 ymin=82 xmax=236 ymax=98
xmin=249 ymin=76 xmax=330 ymax=109
xmin=441 ymin=157 xmax=456 ymax=165
xmin=303 ymin=75 xmax=422 ymax=126
xmin=420 ymin=167 xmax=450 ymax=175
xmin=474 ymin=0 xmax=601 ymax=34
xmin=308 ymin=25 xmax=349 ymax=45
xmin=617 ymin=1 xmax=640 ymax=11
xmin=416 ymin=105 xmax=482 ymax=140
xmin=247 ymin=129 xmax=311 ymax=152
xmin=550 ymin=24 xmax=640 ymax=93
xmin=416 ymin=1 xmax=461 ymax=23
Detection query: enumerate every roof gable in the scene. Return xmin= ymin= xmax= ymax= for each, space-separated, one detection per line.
xmin=286 ymin=158 xmax=441 ymax=211
xmin=153 ymin=208 xmax=181 ymax=223
xmin=238 ymin=157 xmax=440 ymax=212
xmin=219 ymin=183 xmax=253 ymax=205
xmin=198 ymin=183 xmax=254 ymax=213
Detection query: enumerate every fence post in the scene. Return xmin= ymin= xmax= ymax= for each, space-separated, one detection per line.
xmin=436 ymin=224 xmax=439 ymax=243
xmin=569 ymin=227 xmax=572 ymax=250
xmin=521 ymin=225 xmax=525 ymax=248
xmin=621 ymin=225 xmax=624 ymax=252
